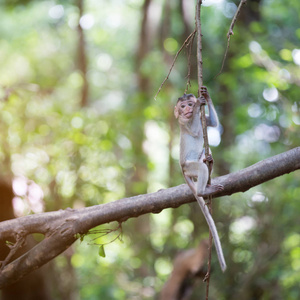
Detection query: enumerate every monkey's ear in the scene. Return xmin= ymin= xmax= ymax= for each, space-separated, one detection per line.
xmin=174 ymin=106 xmax=179 ymax=119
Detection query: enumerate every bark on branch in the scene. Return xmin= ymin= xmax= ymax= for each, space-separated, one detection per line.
xmin=0 ymin=147 xmax=299 ymax=288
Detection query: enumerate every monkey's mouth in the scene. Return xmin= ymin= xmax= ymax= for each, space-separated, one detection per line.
xmin=185 ymin=112 xmax=193 ymax=118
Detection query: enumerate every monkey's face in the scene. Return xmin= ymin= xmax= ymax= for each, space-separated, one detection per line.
xmin=175 ymin=98 xmax=196 ymax=120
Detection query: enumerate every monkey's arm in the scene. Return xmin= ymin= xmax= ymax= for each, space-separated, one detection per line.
xmin=200 ymin=86 xmax=219 ymax=127
xmin=205 ymin=98 xmax=219 ymax=127
xmin=187 ymin=99 xmax=202 ymax=136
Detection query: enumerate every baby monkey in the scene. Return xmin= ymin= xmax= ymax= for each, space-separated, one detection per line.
xmin=174 ymin=86 xmax=226 ymax=272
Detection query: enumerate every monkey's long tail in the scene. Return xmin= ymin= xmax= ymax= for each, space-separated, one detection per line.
xmin=195 ymin=195 xmax=227 ymax=272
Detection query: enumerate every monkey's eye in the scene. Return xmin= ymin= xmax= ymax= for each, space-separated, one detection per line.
xmin=181 ymin=105 xmax=185 ymax=108
xmin=188 ymin=103 xmax=193 ymax=106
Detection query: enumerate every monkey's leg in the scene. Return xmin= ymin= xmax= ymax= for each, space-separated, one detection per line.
xmin=182 ymin=161 xmax=198 ymax=195
xmin=183 ymin=175 xmax=196 ymax=195
xmin=196 ymin=161 xmax=209 ymax=196
xmin=197 ymin=152 xmax=224 ymax=196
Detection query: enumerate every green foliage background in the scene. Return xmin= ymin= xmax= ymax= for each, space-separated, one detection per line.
xmin=0 ymin=0 xmax=299 ymax=299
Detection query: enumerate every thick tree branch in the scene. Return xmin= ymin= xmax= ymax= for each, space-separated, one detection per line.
xmin=0 ymin=147 xmax=299 ymax=287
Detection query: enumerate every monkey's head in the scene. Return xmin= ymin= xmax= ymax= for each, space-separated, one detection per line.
xmin=174 ymin=94 xmax=197 ymax=121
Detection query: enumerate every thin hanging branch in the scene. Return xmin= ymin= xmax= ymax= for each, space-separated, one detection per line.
xmin=227 ymin=0 xmax=247 ymax=39
xmin=195 ymin=0 xmax=209 ymax=159
xmin=196 ymin=1 xmax=213 ymax=298
xmin=77 ymin=0 xmax=89 ymax=106
xmin=154 ymin=29 xmax=196 ymax=100
xmin=215 ymin=0 xmax=247 ymax=77
xmin=184 ymin=30 xmax=196 ymax=93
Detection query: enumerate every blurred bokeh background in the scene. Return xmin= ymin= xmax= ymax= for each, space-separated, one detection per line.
xmin=0 ymin=0 xmax=299 ymax=299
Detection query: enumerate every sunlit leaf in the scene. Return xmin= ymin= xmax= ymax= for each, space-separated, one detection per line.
xmin=98 ymin=245 xmax=106 ymax=258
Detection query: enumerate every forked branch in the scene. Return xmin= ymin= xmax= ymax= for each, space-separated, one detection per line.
xmin=0 ymin=147 xmax=299 ymax=288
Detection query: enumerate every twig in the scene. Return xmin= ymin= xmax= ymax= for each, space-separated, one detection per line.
xmin=86 ymin=223 xmax=123 ymax=246
xmin=0 ymin=234 xmax=26 ymax=271
xmin=215 ymin=0 xmax=247 ymax=78
xmin=203 ymin=196 xmax=213 ymax=293
xmin=227 ymin=0 xmax=247 ymax=39
xmin=184 ymin=31 xmax=196 ymax=93
xmin=154 ymin=30 xmax=196 ymax=100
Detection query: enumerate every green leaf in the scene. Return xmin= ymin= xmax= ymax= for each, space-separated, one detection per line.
xmin=98 ymin=245 xmax=106 ymax=258
xmin=74 ymin=233 xmax=80 ymax=239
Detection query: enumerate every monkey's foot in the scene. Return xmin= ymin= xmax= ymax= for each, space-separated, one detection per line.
xmin=202 ymin=184 xmax=224 ymax=195
xmin=203 ymin=154 xmax=213 ymax=163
